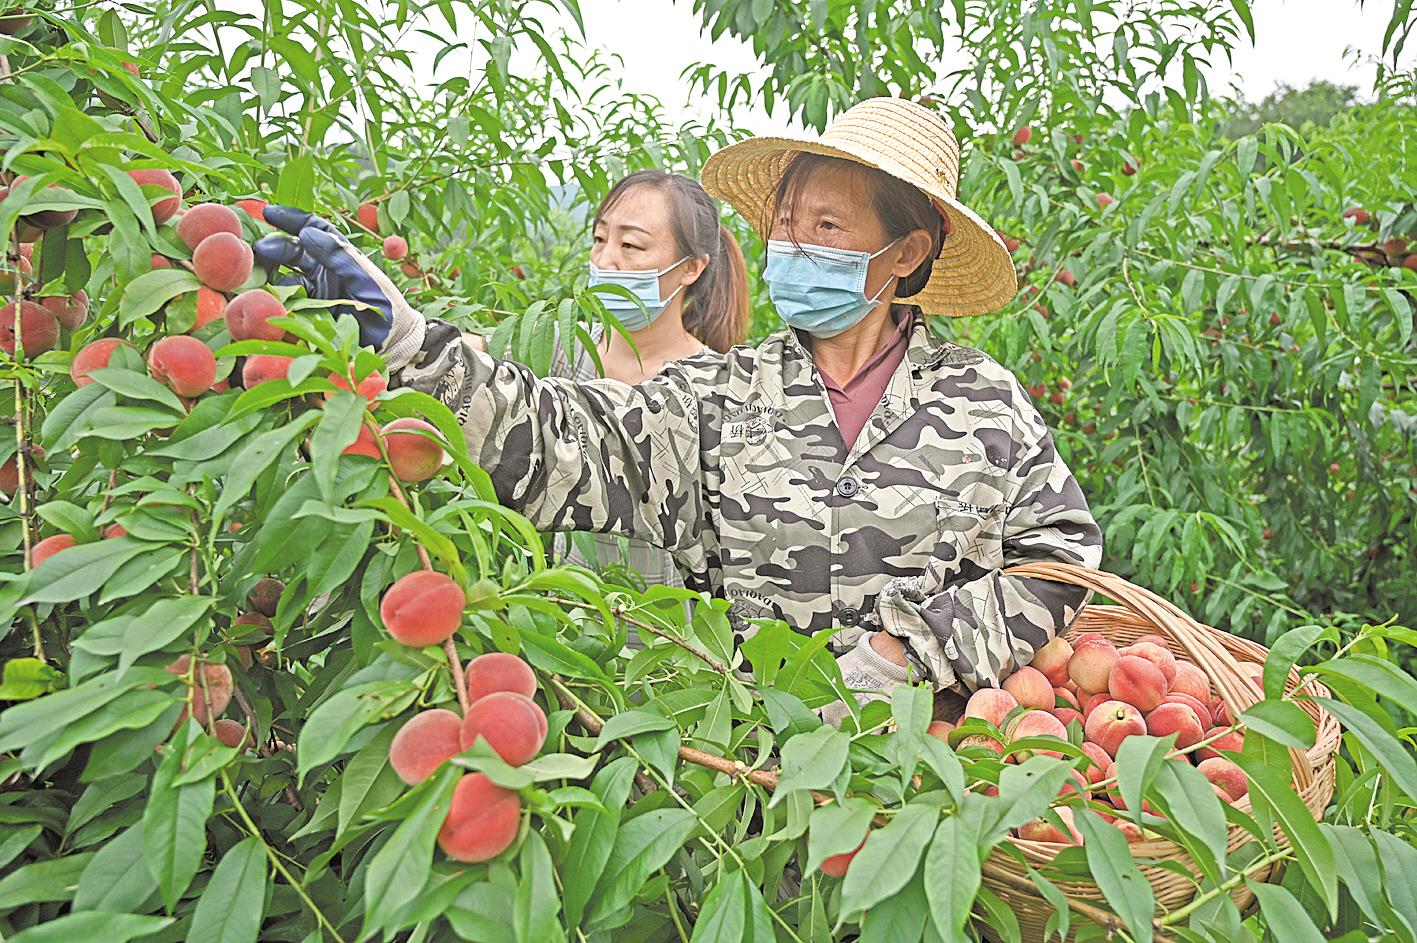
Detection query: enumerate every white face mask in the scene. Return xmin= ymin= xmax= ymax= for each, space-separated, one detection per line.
xmin=587 ymin=257 xmax=688 ymax=330
xmin=763 ymin=239 xmax=899 ymax=338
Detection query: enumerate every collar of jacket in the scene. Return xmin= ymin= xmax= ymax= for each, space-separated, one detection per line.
xmin=782 ymin=304 xmax=956 ymax=374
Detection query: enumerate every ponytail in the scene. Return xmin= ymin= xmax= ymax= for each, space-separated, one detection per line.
xmin=594 ymin=170 xmax=750 ymax=354
xmin=682 ymin=224 xmax=749 ymax=353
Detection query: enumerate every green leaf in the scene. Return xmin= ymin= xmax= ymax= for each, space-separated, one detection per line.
xmin=804 ymin=797 xmax=875 ymax=874
xmin=1247 ymin=879 xmax=1326 ymax=943
xmin=1311 ymin=655 xmax=1417 ymax=717
xmin=6 ymin=913 xmax=173 ymax=943
xmin=143 ymin=735 xmax=215 ymax=909
xmin=1238 ymin=700 xmax=1316 ymax=750
xmin=363 ymin=770 xmax=458 ymax=935
xmin=1234 ymin=744 xmax=1336 ymax=917
xmin=1075 ymin=811 xmax=1155 ymax=943
xmin=924 ymin=795 xmax=986 ymax=939
xmin=771 ymin=724 xmax=849 ymax=804
xmin=85 ymin=365 xmax=187 ymax=413
xmin=840 ymin=803 xmax=937 ymax=916
xmin=1263 ymin=624 xmax=1336 ymax=699
xmin=513 ymin=830 xmax=559 ymax=942
xmin=891 ymin=682 xmax=932 ymax=789
xmin=992 ymin=756 xmax=1077 ymax=836
xmin=861 ymin=869 xmax=929 ymax=942
xmin=187 ymin=837 xmax=267 ymax=943
xmin=562 ymin=756 xmax=638 ymax=927
xmin=73 ymin=823 xmax=156 ymax=912
xmin=297 ymin=674 xmax=420 ymax=784
xmin=20 ymin=539 xmax=149 ymax=605
xmin=212 ymin=412 xmax=319 ymax=529
xmin=690 ymin=869 xmax=749 ymax=943
xmin=311 ymin=392 xmax=368 ymax=501
xmin=1313 ymin=698 xmax=1417 ymax=803
xmin=593 ymin=709 xmax=675 ymax=750
xmin=1151 ymin=758 xmax=1227 ymax=881
xmin=0 ymin=853 xmax=95 ymax=908
xmin=119 ymin=268 xmax=200 ymax=325
xmin=1113 ymin=735 xmax=1174 ymax=822
xmin=587 ymin=808 xmax=697 ymax=924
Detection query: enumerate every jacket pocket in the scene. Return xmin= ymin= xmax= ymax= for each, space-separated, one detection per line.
xmin=931 ymin=493 xmax=1005 ymax=573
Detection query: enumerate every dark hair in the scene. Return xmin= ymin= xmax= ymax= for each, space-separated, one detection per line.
xmin=768 ymin=153 xmax=947 ymax=298
xmin=594 ymin=170 xmax=749 ymax=353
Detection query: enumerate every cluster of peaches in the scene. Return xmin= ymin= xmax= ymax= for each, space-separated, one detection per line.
xmin=934 ymin=631 xmax=1250 ymax=846
xmin=388 ymin=650 xmax=546 ymax=864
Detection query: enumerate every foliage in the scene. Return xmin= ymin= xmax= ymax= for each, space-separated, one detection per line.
xmin=0 ymin=2 xmax=1415 ymax=943
xmin=1219 ymin=80 xmax=1363 ymax=139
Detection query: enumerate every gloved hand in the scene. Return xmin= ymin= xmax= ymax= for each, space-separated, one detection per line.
xmin=252 ymin=206 xmax=426 ymax=370
xmin=820 ymin=632 xmax=914 ymax=728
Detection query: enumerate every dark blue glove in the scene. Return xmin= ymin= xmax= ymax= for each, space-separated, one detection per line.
xmin=253 ymin=206 xmax=423 ymax=359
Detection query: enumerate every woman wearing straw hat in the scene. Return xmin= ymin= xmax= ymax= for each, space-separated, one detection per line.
xmin=253 ymin=98 xmax=1103 ymax=719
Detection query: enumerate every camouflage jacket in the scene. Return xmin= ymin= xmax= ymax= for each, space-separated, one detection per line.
xmin=396 ymin=308 xmax=1104 ymax=692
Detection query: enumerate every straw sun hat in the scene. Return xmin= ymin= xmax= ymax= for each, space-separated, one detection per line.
xmin=701 ymin=97 xmax=1017 ymax=318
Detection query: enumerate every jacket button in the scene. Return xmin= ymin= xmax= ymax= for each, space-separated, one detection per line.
xmin=836 ymin=476 xmax=859 ymax=497
xmin=839 ymin=607 xmax=860 ymax=627
xmin=646 ymin=399 xmax=663 ymax=414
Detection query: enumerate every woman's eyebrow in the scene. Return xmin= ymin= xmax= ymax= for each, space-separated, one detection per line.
xmin=615 ymin=223 xmax=652 ymax=237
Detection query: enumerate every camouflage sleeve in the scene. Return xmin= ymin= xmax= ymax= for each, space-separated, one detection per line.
xmin=393 ymin=319 xmax=712 ymax=552
xmin=875 ymin=382 xmax=1103 ymax=693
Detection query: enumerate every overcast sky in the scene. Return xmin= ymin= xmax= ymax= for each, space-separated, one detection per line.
xmin=552 ymin=0 xmax=1409 ymax=135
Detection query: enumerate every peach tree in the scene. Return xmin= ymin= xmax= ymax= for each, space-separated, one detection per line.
xmin=1 ymin=2 xmax=1417 ymax=943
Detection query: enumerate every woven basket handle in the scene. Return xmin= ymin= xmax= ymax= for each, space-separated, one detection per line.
xmin=1002 ymin=561 xmax=1316 ymax=783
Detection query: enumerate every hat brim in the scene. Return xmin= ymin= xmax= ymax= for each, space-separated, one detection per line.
xmin=701 ymin=136 xmax=1018 ymax=318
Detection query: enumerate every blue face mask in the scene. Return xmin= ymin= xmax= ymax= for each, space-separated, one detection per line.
xmin=587 ymin=257 xmax=688 ymax=331
xmin=763 ymin=239 xmax=899 ymax=339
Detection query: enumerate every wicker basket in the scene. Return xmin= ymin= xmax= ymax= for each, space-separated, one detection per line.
xmin=974 ymin=563 xmax=1341 ymax=943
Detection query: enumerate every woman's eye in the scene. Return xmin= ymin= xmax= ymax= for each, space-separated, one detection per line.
xmin=820 ymin=220 xmax=839 ymax=231
xmin=593 ymin=235 xmax=605 ymax=245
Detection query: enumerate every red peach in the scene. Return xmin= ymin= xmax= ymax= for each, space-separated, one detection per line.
xmin=1011 ymin=125 xmax=1032 ymax=147
xmin=1108 ymin=655 xmax=1168 ymax=712
xmin=1068 ymin=639 xmax=1119 ymax=694
xmin=71 ymin=338 xmax=132 ymax=387
xmin=1084 ymin=700 xmax=1146 ymax=757
xmin=382 ymin=417 xmax=446 ymax=482
xmin=1145 ymin=702 xmax=1204 ymax=750
xmin=241 ymin=354 xmax=292 ymax=387
xmin=149 ymin=335 xmax=217 ymax=397
xmin=963 ymin=687 xmax=1019 ymax=730
xmin=1071 ymin=632 xmax=1108 ymax=647
xmin=325 ymin=369 xmax=387 ymax=402
xmin=1017 ymin=808 xmax=1081 ymax=844
xmin=389 ymin=709 xmax=464 ymax=784
xmin=1052 ymin=707 xmax=1083 ymax=728
xmin=128 ymin=169 xmax=183 ymax=223
xmin=1122 ymin=641 xmax=1176 ymax=687
xmin=1197 ymin=757 xmax=1248 ymax=800
xmin=1007 ymin=709 xmax=1068 ymax=759
xmin=39 ymin=290 xmax=89 ymax=331
xmin=380 ymin=570 xmax=465 ymax=646
xmin=32 ymin=533 xmax=77 ymax=566
xmin=1161 ymin=691 xmax=1210 ymax=721
xmin=382 ymin=236 xmax=408 ymax=260
xmin=103 ymin=523 xmax=127 ymax=539
xmin=0 ymin=301 xmax=59 ymax=355
xmin=357 ymin=202 xmax=380 ymax=232
xmin=247 ymin=577 xmax=285 ymax=617
xmin=1211 ymin=699 xmax=1232 ymax=726
xmin=952 ymin=732 xmax=1005 ymax=757
xmin=926 ymin=720 xmax=955 ymax=741
xmin=1078 ymin=741 xmax=1113 ymax=788
xmin=1053 ymin=687 xmax=1079 ymax=709
xmin=342 ymin=425 xmax=382 ymax=459
xmin=1114 ymin=820 xmax=1145 ymax=842
xmin=213 ymin=718 xmax=254 ymax=750
xmin=1170 ymin=661 xmax=1211 ymax=703
xmin=459 ymin=691 xmax=547 ymax=766
xmin=820 ymin=836 xmax=866 ymax=878
xmin=165 ymin=656 xmax=233 ymax=725
xmin=194 ymin=287 xmax=227 ymax=329
xmin=177 ymin=203 xmax=242 ymax=251
xmin=1196 ymin=728 xmax=1244 ymax=763
xmin=1002 ymin=666 xmax=1054 ymax=711
xmin=1030 ymin=635 xmax=1074 ymax=685
xmin=192 ymin=231 xmax=253 ymax=291
xmin=235 ymin=199 xmax=268 ymax=222
xmin=438 ymin=773 xmax=521 ymax=863
xmin=225 ymin=289 xmax=286 ymax=341
xmin=465 ymin=652 xmax=537 ymax=702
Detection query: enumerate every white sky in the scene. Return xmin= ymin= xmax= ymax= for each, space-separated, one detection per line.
xmin=554 ymin=0 xmax=1407 ymax=136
